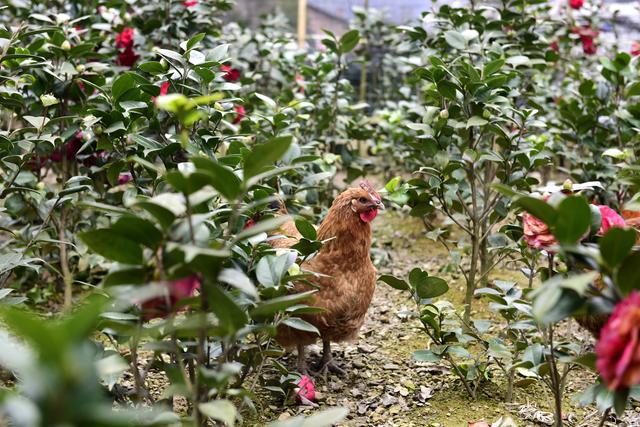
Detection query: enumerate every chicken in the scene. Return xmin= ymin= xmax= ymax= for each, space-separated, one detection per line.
xmin=265 ymin=181 xmax=384 ymax=376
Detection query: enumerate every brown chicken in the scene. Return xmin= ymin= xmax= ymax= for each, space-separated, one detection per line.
xmin=265 ymin=181 xmax=384 ymax=375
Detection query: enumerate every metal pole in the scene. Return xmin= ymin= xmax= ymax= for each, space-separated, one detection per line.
xmin=297 ymin=0 xmax=307 ymax=49
xmin=359 ymin=0 xmax=369 ymax=103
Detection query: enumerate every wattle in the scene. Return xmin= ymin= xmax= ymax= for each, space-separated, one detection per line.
xmin=359 ymin=209 xmax=378 ymax=223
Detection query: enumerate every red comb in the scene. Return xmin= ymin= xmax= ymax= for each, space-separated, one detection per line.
xmin=359 ymin=180 xmax=381 ymax=202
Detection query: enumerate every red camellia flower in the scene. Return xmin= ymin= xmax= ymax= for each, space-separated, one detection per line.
xmin=522 ymin=211 xmax=558 ymax=250
xmin=550 ymin=41 xmax=559 ymax=53
xmin=295 ymin=375 xmax=316 ymax=403
xmin=115 ymin=28 xmax=134 ymax=49
xmin=597 ymin=205 xmax=626 ymax=236
xmin=220 ymin=64 xmax=241 ymax=82
xmin=632 ymin=42 xmax=640 ymax=56
xmin=573 ymin=26 xmax=598 ymax=55
xmin=569 ymin=0 xmax=584 ymax=9
xmin=115 ymin=27 xmax=138 ymax=67
xmin=159 ymin=81 xmax=170 ymax=96
xmin=140 ymin=275 xmax=200 ymax=320
xmin=117 ymin=172 xmax=133 ymax=185
xmin=233 ymin=105 xmax=246 ymax=124
xmin=183 ymin=0 xmax=198 ymax=6
xmin=52 ymin=132 xmax=83 ymax=162
xmin=117 ymin=48 xmax=139 ymax=67
xmin=152 ymin=81 xmax=170 ymax=103
xmin=596 ymin=291 xmax=640 ymax=390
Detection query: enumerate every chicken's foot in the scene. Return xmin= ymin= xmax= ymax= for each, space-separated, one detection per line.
xmin=297 ymin=343 xmax=309 ymax=375
xmin=314 ymin=340 xmax=346 ymax=377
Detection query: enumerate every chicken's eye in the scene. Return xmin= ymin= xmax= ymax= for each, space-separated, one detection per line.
xmin=358 ymin=197 xmax=368 ymax=203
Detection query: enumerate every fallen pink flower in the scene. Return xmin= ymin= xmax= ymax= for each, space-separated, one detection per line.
xmin=295 ymin=375 xmax=315 ymax=404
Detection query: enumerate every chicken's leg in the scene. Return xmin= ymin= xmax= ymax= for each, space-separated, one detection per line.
xmin=297 ymin=343 xmax=309 ymax=375
xmin=315 ymin=340 xmax=346 ymax=377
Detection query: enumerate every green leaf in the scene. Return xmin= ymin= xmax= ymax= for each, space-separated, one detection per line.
xmin=600 ymin=227 xmax=637 ymax=268
xmin=466 ymin=116 xmax=488 ymax=127
xmin=281 ymin=317 xmax=320 ymax=334
xmin=506 ymin=55 xmax=530 ymax=67
xmin=613 ymin=388 xmax=630 ymax=416
xmin=79 ymin=229 xmax=143 ymax=265
xmin=138 ymin=61 xmax=165 ymax=74
xmin=267 ymin=407 xmax=349 ymax=427
xmin=186 ymin=33 xmax=205 ymax=50
xmin=626 ymin=81 xmax=640 ymax=97
xmin=256 ymin=253 xmax=296 ymax=288
xmin=112 ymin=216 xmax=163 ymax=249
xmin=573 ymin=352 xmax=596 ymax=371
xmin=255 ymin=93 xmax=276 ymax=109
xmin=413 ymin=349 xmax=442 ymax=362
xmin=234 ymin=216 xmax=292 ymax=242
xmin=555 ymin=196 xmax=591 ymax=244
xmin=378 ymin=274 xmax=410 ymax=291
xmin=112 ymin=73 xmax=135 ymax=101
xmin=339 ymin=29 xmax=360 ymax=53
xmin=444 ymin=30 xmax=466 ymax=49
xmin=243 ymin=135 xmax=293 ymax=180
xmin=516 ymin=196 xmax=557 ymax=226
xmin=437 ymin=81 xmax=458 ymax=100
xmin=199 ymin=400 xmax=237 ymax=427
xmin=218 ymin=268 xmax=257 ymax=298
xmin=190 ymin=157 xmax=242 ymax=200
xmin=617 ymin=251 xmax=640 ymax=295
xmin=533 ymin=286 xmax=583 ymax=325
xmin=483 ymin=58 xmax=505 ymax=77
xmin=416 ymin=277 xmax=449 ymax=299
xmin=408 ymin=268 xmax=428 ymax=289
xmin=250 ymin=290 xmax=316 ymax=320
xmin=295 ymin=218 xmax=317 ymax=240
xmin=208 ymin=285 xmax=248 ymax=335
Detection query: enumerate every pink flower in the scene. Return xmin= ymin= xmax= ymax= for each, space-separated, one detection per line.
xmin=596 ymin=291 xmax=640 ymax=390
xmin=523 ymin=212 xmax=558 ymax=250
xmin=159 ymin=81 xmax=170 ymax=96
xmin=140 ymin=275 xmax=200 ymax=320
xmin=115 ymin=28 xmax=138 ymax=67
xmin=152 ymin=81 xmax=170 ymax=103
xmin=52 ymin=132 xmax=83 ymax=162
xmin=183 ymin=0 xmax=198 ymax=6
xmin=117 ymin=47 xmax=139 ymax=67
xmin=573 ymin=26 xmax=598 ymax=55
xmin=115 ymin=28 xmax=134 ymax=49
xmin=220 ymin=65 xmax=240 ymax=82
xmin=569 ymin=0 xmax=584 ymax=9
xmin=550 ymin=41 xmax=559 ymax=53
xmin=117 ymin=172 xmax=133 ymax=185
xmin=598 ymin=205 xmax=626 ymax=236
xmin=233 ymin=105 xmax=245 ymax=124
xmin=632 ymin=42 xmax=640 ymax=56
xmin=295 ymin=375 xmax=315 ymax=403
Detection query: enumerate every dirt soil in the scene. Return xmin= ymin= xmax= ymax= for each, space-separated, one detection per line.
xmin=249 ymin=211 xmax=640 ymax=427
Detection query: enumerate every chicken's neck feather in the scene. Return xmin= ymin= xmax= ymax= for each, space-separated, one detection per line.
xmin=315 ymin=192 xmax=372 ymax=261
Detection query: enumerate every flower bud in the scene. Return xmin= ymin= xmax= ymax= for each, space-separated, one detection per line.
xmin=61 ymin=40 xmax=71 ymax=51
xmin=94 ymin=125 xmax=104 ymax=135
xmin=36 ymin=182 xmax=45 ymax=191
xmin=562 ymin=179 xmax=573 ymax=191
xmin=439 ymin=109 xmax=449 ymax=119
xmin=75 ymin=64 xmax=85 ymax=73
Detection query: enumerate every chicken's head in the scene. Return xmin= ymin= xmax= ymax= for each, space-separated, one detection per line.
xmin=350 ymin=180 xmax=385 ymax=223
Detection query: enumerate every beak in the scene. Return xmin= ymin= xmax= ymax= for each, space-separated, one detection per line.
xmin=369 ymin=200 xmax=385 ymax=210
